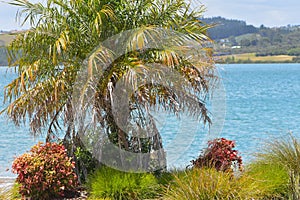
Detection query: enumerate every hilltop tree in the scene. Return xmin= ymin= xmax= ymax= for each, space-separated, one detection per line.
xmin=4 ymin=0 xmax=217 ymax=175
xmin=202 ymin=17 xmax=258 ymax=40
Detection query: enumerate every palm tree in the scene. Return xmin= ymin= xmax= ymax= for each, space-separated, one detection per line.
xmin=4 ymin=0 xmax=217 ymax=177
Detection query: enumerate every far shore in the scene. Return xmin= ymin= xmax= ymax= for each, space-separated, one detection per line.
xmin=216 ymin=53 xmax=300 ymax=64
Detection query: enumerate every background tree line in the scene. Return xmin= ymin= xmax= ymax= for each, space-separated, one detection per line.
xmin=202 ymin=17 xmax=258 ymax=40
xmin=202 ymin=17 xmax=300 ymax=57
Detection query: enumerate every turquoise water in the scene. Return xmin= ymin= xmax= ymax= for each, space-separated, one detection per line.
xmin=0 ymin=64 xmax=300 ymax=177
xmin=0 ymin=67 xmax=43 ymax=178
xmin=221 ymin=63 xmax=300 ymax=160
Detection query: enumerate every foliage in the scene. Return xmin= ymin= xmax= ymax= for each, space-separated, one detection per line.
xmin=245 ymin=161 xmax=289 ymax=199
xmin=156 ymin=171 xmax=175 ymax=186
xmin=74 ymin=146 xmax=98 ymax=183
xmin=257 ymin=134 xmax=300 ymax=199
xmin=88 ymin=166 xmax=161 ymax=200
xmin=12 ymin=142 xmax=78 ymax=199
xmin=191 ymin=138 xmax=243 ymax=172
xmin=164 ymin=168 xmax=261 ymax=200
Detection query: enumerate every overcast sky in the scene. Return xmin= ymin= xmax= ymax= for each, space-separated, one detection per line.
xmin=1 ymin=0 xmax=300 ymax=30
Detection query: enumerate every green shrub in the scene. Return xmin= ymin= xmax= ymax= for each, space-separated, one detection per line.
xmin=164 ymin=168 xmax=261 ymax=200
xmin=12 ymin=142 xmax=78 ymax=200
xmin=74 ymin=146 xmax=98 ymax=183
xmin=88 ymin=166 xmax=160 ymax=200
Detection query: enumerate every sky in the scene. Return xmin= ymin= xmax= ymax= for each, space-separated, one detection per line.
xmin=0 ymin=0 xmax=300 ymax=30
xmin=198 ymin=0 xmax=300 ymax=27
xmin=0 ymin=1 xmax=20 ymax=31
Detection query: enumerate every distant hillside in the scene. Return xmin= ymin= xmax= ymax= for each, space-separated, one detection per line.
xmin=202 ymin=17 xmax=258 ymax=40
xmin=0 ymin=32 xmax=17 ymax=66
xmin=201 ymin=17 xmax=300 ymax=62
xmin=214 ymin=25 xmax=300 ymax=56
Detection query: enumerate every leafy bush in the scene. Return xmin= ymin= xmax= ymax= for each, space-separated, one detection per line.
xmin=156 ymin=171 xmax=175 ymax=186
xmin=12 ymin=142 xmax=78 ymax=200
xmin=74 ymin=146 xmax=98 ymax=183
xmin=164 ymin=168 xmax=261 ymax=200
xmin=88 ymin=166 xmax=161 ymax=200
xmin=191 ymin=138 xmax=243 ymax=172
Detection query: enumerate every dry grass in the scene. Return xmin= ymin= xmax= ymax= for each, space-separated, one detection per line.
xmin=0 ymin=33 xmax=16 ymax=46
xmin=163 ymin=168 xmax=262 ymax=200
xmin=218 ymin=53 xmax=295 ymax=63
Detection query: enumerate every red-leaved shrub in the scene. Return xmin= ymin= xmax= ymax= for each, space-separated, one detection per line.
xmin=12 ymin=142 xmax=78 ymax=199
xmin=191 ymin=138 xmax=243 ymax=172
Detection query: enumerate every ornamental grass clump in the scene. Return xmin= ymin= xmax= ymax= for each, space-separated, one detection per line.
xmin=245 ymin=161 xmax=289 ymax=198
xmin=256 ymin=134 xmax=300 ymax=199
xmin=164 ymin=168 xmax=261 ymax=200
xmin=191 ymin=138 xmax=243 ymax=173
xmin=88 ymin=166 xmax=161 ymax=200
xmin=12 ymin=142 xmax=78 ymax=200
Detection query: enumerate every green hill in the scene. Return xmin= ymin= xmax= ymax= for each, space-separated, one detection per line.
xmin=202 ymin=17 xmax=258 ymax=40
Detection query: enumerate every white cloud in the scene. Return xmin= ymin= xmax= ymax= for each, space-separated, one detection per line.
xmin=200 ymin=0 xmax=300 ymax=27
